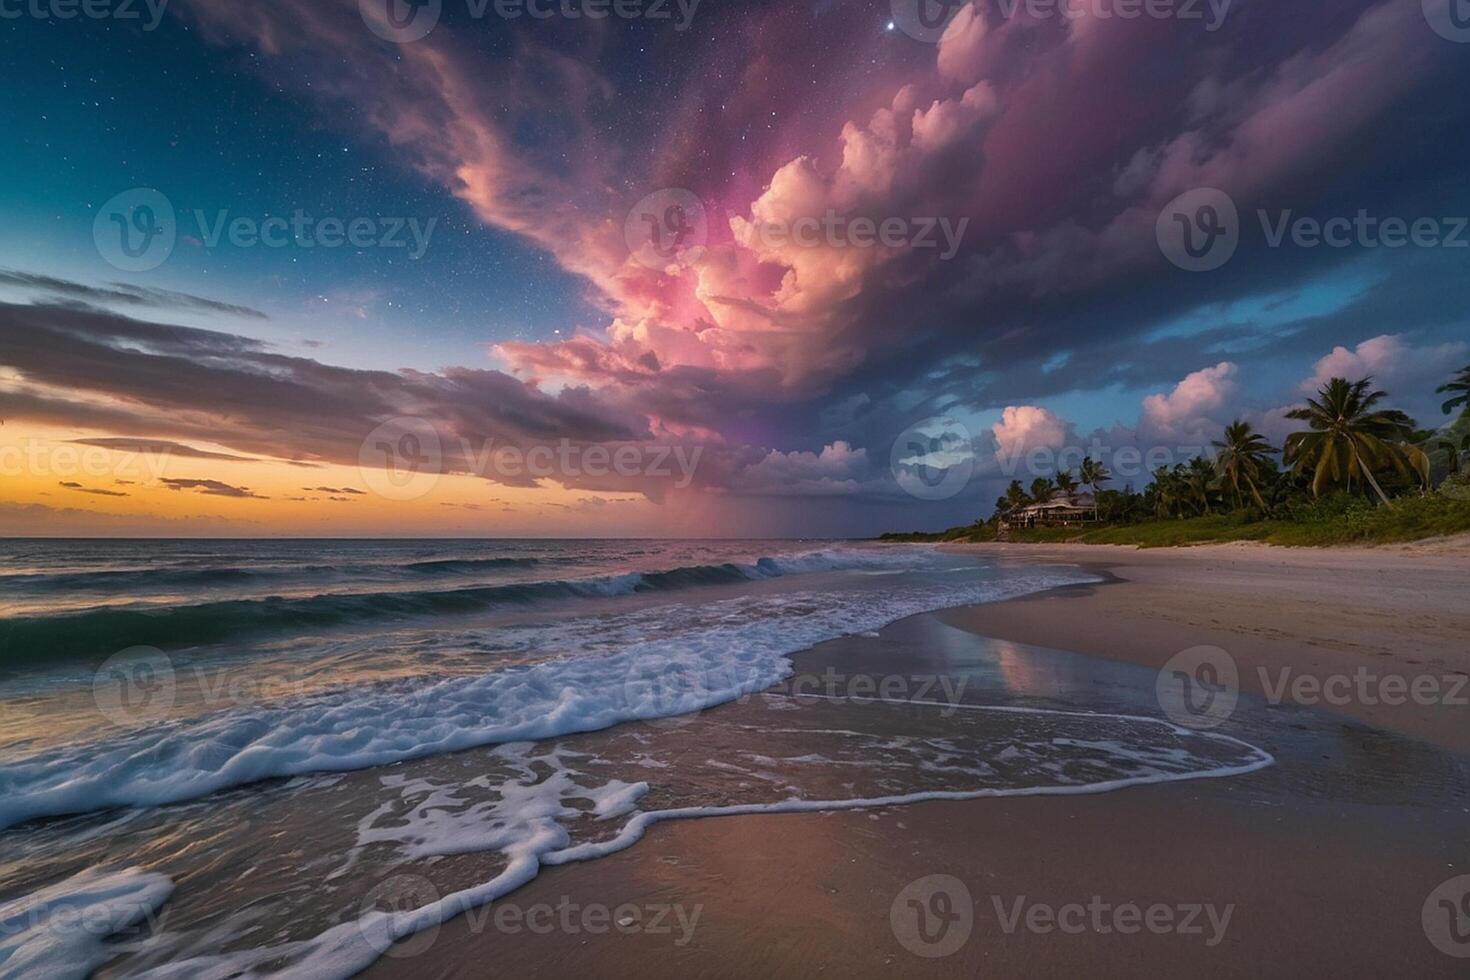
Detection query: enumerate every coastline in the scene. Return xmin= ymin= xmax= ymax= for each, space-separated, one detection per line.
xmin=369 ymin=542 xmax=1470 ymax=977
xmin=942 ymin=539 xmax=1470 ymax=753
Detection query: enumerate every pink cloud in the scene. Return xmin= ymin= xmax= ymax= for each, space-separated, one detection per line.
xmin=992 ymin=405 xmax=1069 ymax=457
xmin=1140 ymin=362 xmax=1238 ymax=440
xmin=1302 ymin=334 xmax=1470 ymax=394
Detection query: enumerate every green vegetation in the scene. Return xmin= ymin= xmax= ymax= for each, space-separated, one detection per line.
xmin=882 ymin=369 xmax=1470 ymax=549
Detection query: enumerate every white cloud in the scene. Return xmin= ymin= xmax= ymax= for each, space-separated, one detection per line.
xmin=735 ymin=441 xmax=876 ymax=496
xmin=1302 ymin=334 xmax=1468 ymax=394
xmin=1140 ymin=362 xmax=1238 ymax=440
xmin=991 ymin=405 xmax=1069 ymax=459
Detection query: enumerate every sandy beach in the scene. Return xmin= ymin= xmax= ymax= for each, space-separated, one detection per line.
xmin=369 ymin=540 xmax=1470 ymax=977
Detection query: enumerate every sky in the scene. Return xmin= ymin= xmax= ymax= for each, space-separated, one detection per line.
xmin=1 ymin=0 xmax=1468 ymax=537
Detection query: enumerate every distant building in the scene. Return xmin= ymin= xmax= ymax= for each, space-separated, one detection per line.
xmin=1004 ymin=491 xmax=1099 ymax=528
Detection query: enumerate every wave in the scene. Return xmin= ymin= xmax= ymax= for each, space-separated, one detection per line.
xmin=0 ymin=561 xmax=1097 ymax=831
xmin=0 ymin=550 xmax=899 ymax=664
xmin=107 ymin=709 xmax=1272 ymax=979
xmin=400 ymin=557 xmax=540 ymax=575
xmin=3 ymin=556 xmax=542 ymax=595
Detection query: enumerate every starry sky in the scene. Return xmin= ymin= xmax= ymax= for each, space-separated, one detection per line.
xmin=1 ymin=0 xmax=1468 ymax=537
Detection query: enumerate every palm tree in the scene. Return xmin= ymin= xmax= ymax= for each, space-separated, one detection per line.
xmin=1004 ymin=479 xmax=1028 ymax=513
xmin=1212 ymin=420 xmax=1275 ymax=512
xmin=1184 ymin=457 xmax=1217 ymax=515
xmin=1439 ymin=365 xmax=1470 ymax=418
xmin=1148 ymin=466 xmax=1183 ymax=519
xmin=1054 ymin=469 xmax=1078 ymax=496
xmin=1283 ymin=377 xmax=1429 ymax=505
xmin=1029 ymin=477 xmax=1055 ymax=505
xmin=1078 ymin=456 xmax=1110 ymax=495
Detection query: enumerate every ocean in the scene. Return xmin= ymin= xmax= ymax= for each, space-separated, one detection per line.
xmin=0 ymin=539 xmax=1271 ymax=977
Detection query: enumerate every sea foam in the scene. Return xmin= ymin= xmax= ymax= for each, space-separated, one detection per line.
xmin=0 ymin=550 xmax=1092 ymax=830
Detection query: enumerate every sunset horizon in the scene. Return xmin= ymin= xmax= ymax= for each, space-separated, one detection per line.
xmin=2 ymin=1 xmax=1469 ymax=977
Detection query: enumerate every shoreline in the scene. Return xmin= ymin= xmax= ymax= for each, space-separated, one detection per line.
xmin=370 ymin=543 xmax=1470 ymax=976
xmin=942 ymin=540 xmax=1470 ymax=753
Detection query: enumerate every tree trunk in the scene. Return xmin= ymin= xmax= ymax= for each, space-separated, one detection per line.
xmin=1355 ymin=454 xmax=1393 ymax=507
xmin=1245 ymin=474 xmax=1268 ymax=513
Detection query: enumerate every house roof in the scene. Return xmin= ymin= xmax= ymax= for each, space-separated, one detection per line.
xmin=1013 ymin=491 xmax=1096 ymax=515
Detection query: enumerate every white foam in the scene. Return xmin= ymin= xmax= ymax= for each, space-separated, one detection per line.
xmin=0 ymin=557 xmax=1096 ymax=831
xmin=128 ymin=698 xmax=1271 ymax=979
xmin=0 ymin=867 xmax=173 ymax=980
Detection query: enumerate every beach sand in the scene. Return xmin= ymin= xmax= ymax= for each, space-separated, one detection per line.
xmin=370 ymin=541 xmax=1470 ymax=977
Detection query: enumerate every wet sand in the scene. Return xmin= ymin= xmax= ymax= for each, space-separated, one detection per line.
xmin=948 ymin=539 xmax=1470 ymax=753
xmin=374 ymin=542 xmax=1470 ymax=977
